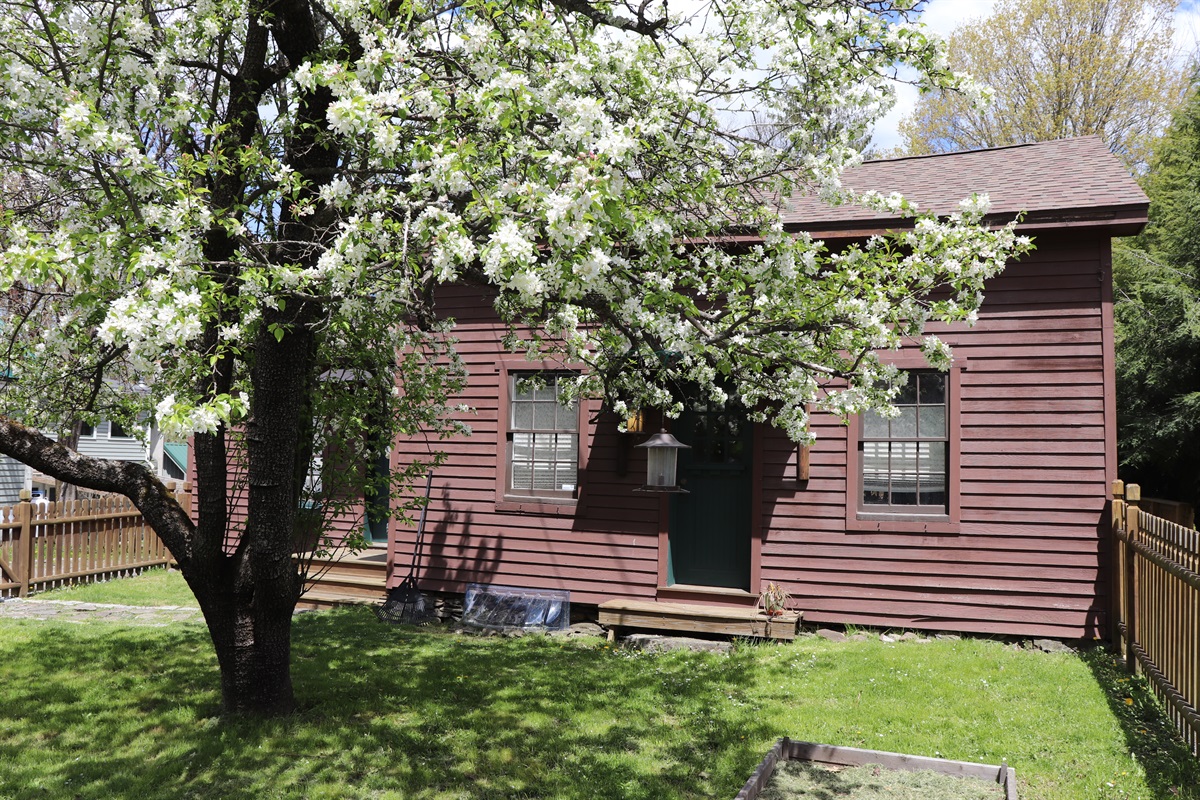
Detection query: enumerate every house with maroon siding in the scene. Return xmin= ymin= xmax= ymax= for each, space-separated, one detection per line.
xmin=365 ymin=136 xmax=1148 ymax=638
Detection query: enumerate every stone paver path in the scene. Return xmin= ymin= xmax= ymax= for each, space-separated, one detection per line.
xmin=0 ymin=598 xmax=203 ymax=625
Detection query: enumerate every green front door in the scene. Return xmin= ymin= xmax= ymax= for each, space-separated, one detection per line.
xmin=668 ymin=401 xmax=753 ymax=590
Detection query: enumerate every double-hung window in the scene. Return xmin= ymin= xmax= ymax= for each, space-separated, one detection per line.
xmin=861 ymin=371 xmax=947 ymax=511
xmin=849 ymin=367 xmax=960 ymax=532
xmin=506 ymin=372 xmax=579 ymax=501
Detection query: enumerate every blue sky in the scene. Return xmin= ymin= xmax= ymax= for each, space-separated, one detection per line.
xmin=870 ymin=0 xmax=1200 ymax=151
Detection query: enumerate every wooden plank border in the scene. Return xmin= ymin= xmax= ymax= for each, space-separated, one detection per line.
xmin=733 ymin=738 xmax=784 ymax=800
xmin=733 ymin=738 xmax=1018 ymax=800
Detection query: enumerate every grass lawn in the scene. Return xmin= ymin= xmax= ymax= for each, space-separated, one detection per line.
xmin=35 ymin=567 xmax=197 ymax=607
xmin=1 ymin=584 xmax=1196 ymax=799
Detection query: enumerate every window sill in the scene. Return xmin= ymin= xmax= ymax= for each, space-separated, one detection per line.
xmin=495 ymin=497 xmax=578 ymax=516
xmin=847 ymin=514 xmax=961 ymax=535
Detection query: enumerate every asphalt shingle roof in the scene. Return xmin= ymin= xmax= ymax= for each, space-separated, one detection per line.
xmin=781 ymin=136 xmax=1148 ymax=230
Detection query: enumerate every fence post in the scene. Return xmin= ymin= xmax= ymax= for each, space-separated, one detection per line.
xmin=15 ymin=489 xmax=32 ymax=597
xmin=1125 ymin=483 xmax=1141 ymax=675
xmin=1111 ymin=479 xmax=1125 ymax=650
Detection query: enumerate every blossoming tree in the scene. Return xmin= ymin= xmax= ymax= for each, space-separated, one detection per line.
xmin=0 ymin=0 xmax=1026 ymax=715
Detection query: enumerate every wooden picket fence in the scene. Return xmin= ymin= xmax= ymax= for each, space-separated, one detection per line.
xmin=0 ymin=486 xmax=186 ymax=598
xmin=1111 ymin=480 xmax=1200 ymax=755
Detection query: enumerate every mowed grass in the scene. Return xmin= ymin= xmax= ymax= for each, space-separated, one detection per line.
xmin=0 ymin=594 xmax=1196 ymax=799
xmin=35 ymin=567 xmax=197 ymax=607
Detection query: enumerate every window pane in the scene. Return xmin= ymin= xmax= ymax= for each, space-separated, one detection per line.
xmin=556 ymin=434 xmax=577 ymax=461
xmin=862 ymin=442 xmax=889 ymax=504
xmin=919 ymin=441 xmax=946 ymax=474
xmin=556 ymin=398 xmax=577 ymax=429
xmin=556 ymin=460 xmax=578 ymax=491
xmin=863 ymin=486 xmax=889 ymax=504
xmin=893 ymin=407 xmax=918 ymax=438
xmin=919 ymin=373 xmax=945 ymax=405
xmin=534 ymin=433 xmax=556 ymax=461
xmin=918 ymin=442 xmax=947 ymax=506
xmin=512 ymin=462 xmax=533 ymax=490
xmin=918 ymin=484 xmax=946 ymax=507
xmin=534 ymin=381 xmax=558 ymax=401
xmin=896 ymin=376 xmax=918 ymax=405
xmin=512 ymin=403 xmax=533 ymax=430
xmin=532 ymin=462 xmax=556 ymax=490
xmin=890 ymin=442 xmax=919 ymax=505
xmin=512 ymin=432 xmax=534 ymax=460
xmin=918 ymin=405 xmax=946 ymax=438
xmin=863 ymin=410 xmax=889 ymax=439
xmin=533 ymin=402 xmax=557 ymax=429
xmin=512 ymin=377 xmax=536 ymax=401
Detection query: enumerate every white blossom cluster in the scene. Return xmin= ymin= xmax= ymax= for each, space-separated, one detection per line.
xmin=0 ymin=0 xmax=1025 ymax=446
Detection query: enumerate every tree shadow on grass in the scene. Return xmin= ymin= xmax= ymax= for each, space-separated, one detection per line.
xmin=0 ymin=609 xmax=778 ymax=800
xmin=1078 ymin=646 xmax=1200 ymax=800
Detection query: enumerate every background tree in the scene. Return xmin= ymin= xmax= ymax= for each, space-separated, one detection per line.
xmin=0 ymin=0 xmax=1026 ymax=716
xmin=898 ymin=0 xmax=1188 ymax=168
xmin=1114 ymin=80 xmax=1200 ymax=507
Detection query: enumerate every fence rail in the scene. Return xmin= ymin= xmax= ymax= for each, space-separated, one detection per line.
xmin=1111 ymin=481 xmax=1200 ymax=755
xmin=0 ymin=485 xmax=186 ymax=597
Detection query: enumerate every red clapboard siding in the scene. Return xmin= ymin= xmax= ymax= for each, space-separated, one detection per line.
xmin=371 ymin=232 xmax=1121 ymax=638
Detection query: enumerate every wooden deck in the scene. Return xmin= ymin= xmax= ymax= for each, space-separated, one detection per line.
xmin=598 ymin=599 xmax=802 ymax=641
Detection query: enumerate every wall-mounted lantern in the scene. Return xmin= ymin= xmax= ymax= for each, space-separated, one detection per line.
xmin=635 ymin=429 xmax=690 ymax=493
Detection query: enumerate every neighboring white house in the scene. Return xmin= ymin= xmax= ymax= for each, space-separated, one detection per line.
xmin=8 ymin=419 xmax=189 ymax=505
xmin=0 ymin=454 xmax=25 ymax=504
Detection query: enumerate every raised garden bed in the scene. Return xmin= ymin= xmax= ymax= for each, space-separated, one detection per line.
xmin=735 ymin=739 xmax=1017 ymax=800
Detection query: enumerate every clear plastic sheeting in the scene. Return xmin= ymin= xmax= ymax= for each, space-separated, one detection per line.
xmin=461 ymin=584 xmax=570 ymax=632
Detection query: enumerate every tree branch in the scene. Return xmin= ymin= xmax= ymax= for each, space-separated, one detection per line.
xmin=0 ymin=416 xmax=195 ymax=565
xmin=546 ymin=0 xmax=668 ymax=37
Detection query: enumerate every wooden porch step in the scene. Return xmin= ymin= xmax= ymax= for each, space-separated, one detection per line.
xmin=298 ymin=552 xmax=388 ymax=575
xmin=306 ymin=571 xmax=386 ymax=588
xmin=599 ymin=599 xmax=803 ymax=641
xmin=301 ymin=573 xmax=387 ymax=602
xmin=297 ymin=587 xmax=386 ymax=610
xmin=295 ymin=549 xmax=388 ymax=610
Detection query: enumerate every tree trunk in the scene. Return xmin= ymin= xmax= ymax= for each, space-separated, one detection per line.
xmin=200 ymin=581 xmax=299 ymax=716
xmin=187 ymin=308 xmax=315 ymax=715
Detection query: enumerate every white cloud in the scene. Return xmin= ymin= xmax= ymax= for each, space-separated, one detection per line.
xmin=1174 ymin=1 xmax=1200 ymax=64
xmin=915 ymin=0 xmax=997 ymax=38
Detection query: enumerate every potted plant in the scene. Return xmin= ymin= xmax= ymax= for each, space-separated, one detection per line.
xmin=758 ymin=582 xmax=791 ymax=617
